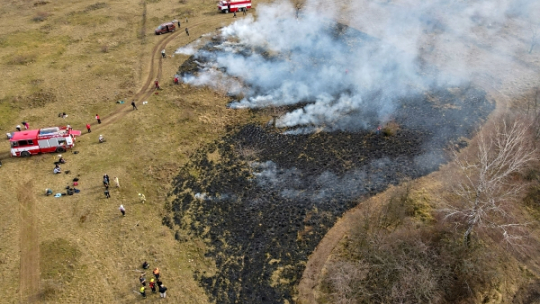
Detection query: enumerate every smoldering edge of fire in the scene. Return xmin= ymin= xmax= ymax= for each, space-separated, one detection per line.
xmin=175 ymin=0 xmax=538 ymax=132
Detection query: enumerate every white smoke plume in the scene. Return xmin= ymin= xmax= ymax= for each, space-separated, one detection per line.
xmin=177 ymin=0 xmax=540 ymax=131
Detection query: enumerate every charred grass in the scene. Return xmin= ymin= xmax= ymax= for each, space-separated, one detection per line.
xmin=163 ymin=84 xmax=493 ymax=303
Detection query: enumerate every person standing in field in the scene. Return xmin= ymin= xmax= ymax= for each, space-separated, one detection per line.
xmin=177 ymin=20 xmax=181 ymax=28
xmin=149 ymin=279 xmax=156 ymax=293
xmin=16 ymin=125 xmax=21 ymax=132
xmin=159 ymin=284 xmax=167 ymax=298
xmin=139 ymin=193 xmax=146 ymax=204
xmin=104 ymin=188 xmax=111 ymax=199
xmin=119 ymin=205 xmax=126 ymax=216
xmin=185 ymin=27 xmax=189 ymax=36
xmin=161 ymin=49 xmax=166 ymax=58
xmin=139 ymin=273 xmax=146 ymax=286
xmin=114 ymin=176 xmax=120 ymax=188
xmin=95 ymin=114 xmax=101 ymax=124
xmin=86 ymin=124 xmax=91 ymax=133
xmin=140 ymin=286 xmax=146 ymax=298
xmin=131 ymin=101 xmax=138 ymax=110
xmin=153 ymin=267 xmax=160 ymax=279
xmin=155 ymin=79 xmax=161 ymax=90
xmin=22 ymin=122 xmax=29 ymax=130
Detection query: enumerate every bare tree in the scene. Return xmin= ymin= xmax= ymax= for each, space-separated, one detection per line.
xmin=442 ymin=118 xmax=537 ymax=247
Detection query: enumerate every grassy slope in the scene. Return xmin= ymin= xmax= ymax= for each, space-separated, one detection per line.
xmin=0 ymin=0 xmax=258 ymax=302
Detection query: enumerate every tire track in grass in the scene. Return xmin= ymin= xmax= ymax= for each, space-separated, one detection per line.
xmin=19 ymin=181 xmax=40 ymax=303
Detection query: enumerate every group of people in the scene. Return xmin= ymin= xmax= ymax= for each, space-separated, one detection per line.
xmin=15 ymin=122 xmax=29 ymax=132
xmin=103 ymin=174 xmax=120 ymax=199
xmin=53 ymin=155 xmax=67 ymax=174
xmin=139 ymin=263 xmax=168 ymax=298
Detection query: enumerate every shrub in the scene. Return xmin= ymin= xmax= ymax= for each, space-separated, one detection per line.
xmin=32 ymin=11 xmax=50 ymax=22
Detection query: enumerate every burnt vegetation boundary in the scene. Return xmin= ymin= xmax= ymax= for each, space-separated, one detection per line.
xmin=163 ymin=84 xmax=494 ymax=303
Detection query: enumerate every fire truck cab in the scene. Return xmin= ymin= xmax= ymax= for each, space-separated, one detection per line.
xmin=218 ymin=0 xmax=251 ymax=13
xmin=10 ymin=127 xmax=81 ymax=157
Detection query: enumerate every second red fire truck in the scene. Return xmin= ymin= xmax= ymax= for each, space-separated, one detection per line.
xmin=218 ymin=0 xmax=251 ymax=13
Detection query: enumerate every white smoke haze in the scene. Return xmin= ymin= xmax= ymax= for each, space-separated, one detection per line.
xmin=178 ymin=0 xmax=540 ymax=131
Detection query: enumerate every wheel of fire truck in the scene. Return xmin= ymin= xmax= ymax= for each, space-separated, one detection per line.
xmin=56 ymin=147 xmax=66 ymax=153
xmin=21 ymin=151 xmax=30 ymax=157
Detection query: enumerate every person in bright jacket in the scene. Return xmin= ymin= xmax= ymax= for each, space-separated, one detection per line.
xmin=149 ymin=278 xmax=156 ymax=293
xmin=140 ymin=286 xmax=146 ymax=298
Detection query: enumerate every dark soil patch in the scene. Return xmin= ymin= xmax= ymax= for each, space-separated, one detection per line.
xmin=164 ymin=86 xmax=493 ymax=303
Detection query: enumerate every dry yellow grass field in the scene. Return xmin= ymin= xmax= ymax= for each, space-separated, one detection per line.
xmin=0 ymin=0 xmax=262 ymax=302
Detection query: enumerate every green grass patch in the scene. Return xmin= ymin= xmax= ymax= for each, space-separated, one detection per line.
xmin=64 ymin=13 xmax=110 ymax=26
xmin=0 ymin=97 xmax=19 ymax=130
xmin=84 ymin=2 xmax=108 ymax=12
xmin=40 ymin=238 xmax=82 ymax=283
xmin=91 ymin=64 xmax=132 ymax=78
xmin=0 ymin=30 xmax=70 ymax=64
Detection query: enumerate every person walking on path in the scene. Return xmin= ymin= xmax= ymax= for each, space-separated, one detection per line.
xmin=95 ymin=114 xmax=101 ymax=124
xmin=177 ymin=20 xmax=181 ymax=28
xmin=161 ymin=49 xmax=166 ymax=58
xmin=155 ymin=79 xmax=161 ymax=90
xmin=159 ymin=284 xmax=167 ymax=298
xmin=86 ymin=124 xmax=91 ymax=133
xmin=243 ymin=8 xmax=247 ymax=15
xmin=153 ymin=268 xmax=160 ymax=279
xmin=131 ymin=101 xmax=138 ymax=110
xmin=140 ymin=286 xmax=146 ymax=298
xmin=139 ymin=193 xmax=146 ymax=204
xmin=114 ymin=176 xmax=120 ymax=188
xmin=233 ymin=11 xmax=237 ymax=18
xmin=104 ymin=188 xmax=111 ymax=199
xmin=119 ymin=205 xmax=126 ymax=216
xmin=185 ymin=27 xmax=189 ymax=36
xmin=139 ymin=273 xmax=146 ymax=286
xmin=149 ymin=279 xmax=156 ymax=293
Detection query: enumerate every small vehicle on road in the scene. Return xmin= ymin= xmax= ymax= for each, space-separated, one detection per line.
xmin=155 ymin=22 xmax=176 ymax=35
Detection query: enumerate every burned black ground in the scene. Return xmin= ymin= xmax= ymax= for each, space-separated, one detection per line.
xmin=163 ymin=85 xmax=493 ymax=303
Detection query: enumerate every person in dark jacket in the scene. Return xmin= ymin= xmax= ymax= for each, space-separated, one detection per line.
xmin=131 ymin=101 xmax=138 ymax=110
xmin=159 ymin=284 xmax=167 ymax=298
xmin=185 ymin=27 xmax=189 ymax=36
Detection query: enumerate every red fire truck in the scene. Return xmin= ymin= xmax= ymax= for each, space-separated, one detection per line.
xmin=218 ymin=0 xmax=251 ymax=13
xmin=10 ymin=126 xmax=81 ymax=157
